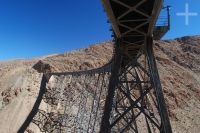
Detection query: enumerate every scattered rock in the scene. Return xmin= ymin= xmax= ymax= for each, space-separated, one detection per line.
xmin=32 ymin=60 xmax=51 ymax=73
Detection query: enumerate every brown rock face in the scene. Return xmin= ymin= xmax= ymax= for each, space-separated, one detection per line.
xmin=0 ymin=37 xmax=199 ymax=133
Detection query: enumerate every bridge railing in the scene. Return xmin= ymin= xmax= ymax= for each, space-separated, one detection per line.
xmin=155 ymin=16 xmax=169 ymax=27
xmin=153 ymin=6 xmax=171 ymax=40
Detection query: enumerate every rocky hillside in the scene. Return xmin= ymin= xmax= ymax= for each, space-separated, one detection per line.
xmin=39 ymin=41 xmax=113 ymax=72
xmin=0 ymin=36 xmax=199 ymax=133
xmin=154 ymin=36 xmax=200 ymax=133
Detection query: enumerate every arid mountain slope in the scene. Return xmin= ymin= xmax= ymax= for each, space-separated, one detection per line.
xmin=0 ymin=36 xmax=199 ymax=133
xmin=154 ymin=36 xmax=200 ymax=132
xmin=41 ymin=41 xmax=113 ymax=72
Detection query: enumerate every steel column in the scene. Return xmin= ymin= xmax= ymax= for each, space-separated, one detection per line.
xmin=100 ymin=38 xmax=122 ymax=133
xmin=146 ymin=36 xmax=172 ymax=133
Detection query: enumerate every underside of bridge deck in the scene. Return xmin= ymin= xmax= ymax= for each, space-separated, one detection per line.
xmin=102 ymin=0 xmax=163 ymax=63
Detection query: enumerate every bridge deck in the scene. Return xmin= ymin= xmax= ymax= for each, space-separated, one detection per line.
xmin=102 ymin=0 xmax=163 ymax=62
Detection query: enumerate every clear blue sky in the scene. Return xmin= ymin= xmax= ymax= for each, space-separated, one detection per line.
xmin=0 ymin=0 xmax=199 ymax=60
xmin=164 ymin=0 xmax=200 ymax=39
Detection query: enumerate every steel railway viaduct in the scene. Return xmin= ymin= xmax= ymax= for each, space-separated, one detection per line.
xmin=18 ymin=0 xmax=172 ymax=133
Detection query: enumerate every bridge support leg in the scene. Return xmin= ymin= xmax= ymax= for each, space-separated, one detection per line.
xmin=100 ymin=37 xmax=172 ymax=133
xmin=100 ymin=39 xmax=122 ymax=133
xmin=146 ymin=36 xmax=172 ymax=133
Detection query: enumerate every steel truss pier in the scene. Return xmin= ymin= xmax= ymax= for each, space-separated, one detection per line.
xmin=100 ymin=0 xmax=172 ymax=132
xmin=100 ymin=37 xmax=172 ymax=133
